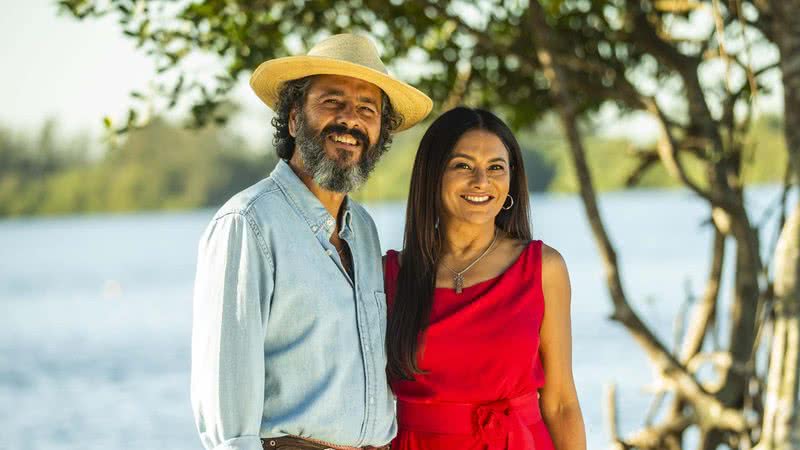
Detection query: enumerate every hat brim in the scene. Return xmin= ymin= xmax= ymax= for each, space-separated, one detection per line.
xmin=250 ymin=56 xmax=433 ymax=132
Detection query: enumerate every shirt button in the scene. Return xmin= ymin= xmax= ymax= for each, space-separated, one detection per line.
xmin=369 ymin=397 xmax=375 ymax=404
xmin=326 ymin=250 xmax=332 ymax=256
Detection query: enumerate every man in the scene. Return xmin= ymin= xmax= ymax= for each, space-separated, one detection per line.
xmin=190 ymin=33 xmax=432 ymax=450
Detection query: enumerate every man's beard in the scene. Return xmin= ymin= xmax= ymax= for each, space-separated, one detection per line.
xmin=294 ymin=113 xmax=383 ymax=193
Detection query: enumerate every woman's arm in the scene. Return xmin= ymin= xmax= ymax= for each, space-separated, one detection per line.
xmin=538 ymin=244 xmax=587 ymax=450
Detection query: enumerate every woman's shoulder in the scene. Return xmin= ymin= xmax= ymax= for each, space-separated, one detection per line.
xmin=511 ymin=239 xmax=567 ymax=280
xmin=538 ymin=242 xmax=570 ymax=289
xmin=540 ymin=243 xmax=566 ymax=268
xmin=383 ymin=249 xmax=403 ymax=271
xmin=384 ymin=248 xmax=402 ymax=261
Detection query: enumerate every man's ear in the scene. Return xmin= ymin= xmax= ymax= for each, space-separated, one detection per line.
xmin=288 ymin=108 xmax=298 ymax=138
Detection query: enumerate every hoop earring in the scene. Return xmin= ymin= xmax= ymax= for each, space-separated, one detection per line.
xmin=502 ymin=195 xmax=514 ymax=210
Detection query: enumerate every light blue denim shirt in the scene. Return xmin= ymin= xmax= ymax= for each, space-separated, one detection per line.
xmin=191 ymin=159 xmax=396 ymax=450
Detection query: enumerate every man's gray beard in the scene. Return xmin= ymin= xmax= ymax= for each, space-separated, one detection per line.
xmin=294 ymin=114 xmax=381 ymax=193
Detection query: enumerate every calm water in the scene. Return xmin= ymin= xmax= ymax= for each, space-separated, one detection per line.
xmin=0 ymin=185 xmax=789 ymax=449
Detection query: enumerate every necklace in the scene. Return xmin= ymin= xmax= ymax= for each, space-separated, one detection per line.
xmin=440 ymin=229 xmax=499 ymax=294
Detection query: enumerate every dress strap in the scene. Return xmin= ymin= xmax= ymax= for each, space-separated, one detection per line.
xmin=531 ymin=240 xmax=544 ymax=285
xmin=531 ymin=240 xmax=544 ymax=300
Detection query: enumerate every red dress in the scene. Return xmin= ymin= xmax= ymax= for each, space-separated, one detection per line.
xmin=384 ymin=240 xmax=555 ymax=450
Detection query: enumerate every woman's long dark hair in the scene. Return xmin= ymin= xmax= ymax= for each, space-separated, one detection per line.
xmin=386 ymin=107 xmax=533 ymax=380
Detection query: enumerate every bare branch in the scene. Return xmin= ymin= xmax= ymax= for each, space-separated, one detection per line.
xmin=605 ymin=383 xmax=624 ymax=447
xmin=624 ymin=148 xmax=660 ymax=187
xmin=528 ymin=1 xmax=749 ymax=435
xmin=625 ymin=414 xmax=694 ymax=449
xmin=678 ymin=228 xmax=726 ymax=362
xmin=640 ymin=95 xmax=718 ymax=202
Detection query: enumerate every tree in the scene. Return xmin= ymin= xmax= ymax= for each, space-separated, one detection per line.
xmin=60 ymin=0 xmax=798 ymax=447
xmin=0 ymin=116 xmax=275 ymax=216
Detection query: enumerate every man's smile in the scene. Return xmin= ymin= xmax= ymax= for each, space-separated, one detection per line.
xmin=328 ymin=132 xmax=360 ymax=147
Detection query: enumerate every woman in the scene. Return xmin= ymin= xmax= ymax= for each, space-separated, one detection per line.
xmin=385 ymin=107 xmax=586 ymax=449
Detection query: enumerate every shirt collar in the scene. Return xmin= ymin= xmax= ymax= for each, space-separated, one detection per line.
xmin=271 ymin=159 xmax=353 ymax=236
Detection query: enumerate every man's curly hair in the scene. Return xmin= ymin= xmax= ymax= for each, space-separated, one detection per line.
xmin=271 ymin=76 xmax=403 ymax=160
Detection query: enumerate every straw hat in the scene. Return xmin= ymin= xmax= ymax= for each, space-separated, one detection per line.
xmin=250 ymin=33 xmax=432 ymax=131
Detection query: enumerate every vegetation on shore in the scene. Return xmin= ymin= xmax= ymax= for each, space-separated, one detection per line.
xmin=0 ymin=114 xmax=786 ymax=217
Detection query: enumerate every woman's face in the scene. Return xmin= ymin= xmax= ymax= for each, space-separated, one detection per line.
xmin=439 ymin=129 xmax=511 ymax=228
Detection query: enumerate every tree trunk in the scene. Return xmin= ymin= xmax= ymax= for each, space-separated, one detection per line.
xmin=527 ymin=3 xmax=749 ymax=444
xmin=528 ymin=1 xmax=797 ymax=447
xmin=758 ymin=2 xmax=800 ymax=448
xmin=768 ymin=0 xmax=800 ymax=183
xmin=756 ymin=203 xmax=800 ymax=449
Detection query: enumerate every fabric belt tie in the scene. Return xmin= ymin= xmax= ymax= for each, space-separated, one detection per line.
xmin=397 ymin=392 xmax=541 ymax=450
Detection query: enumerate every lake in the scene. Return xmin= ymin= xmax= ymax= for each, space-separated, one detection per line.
xmin=0 ymin=185 xmax=789 ymax=449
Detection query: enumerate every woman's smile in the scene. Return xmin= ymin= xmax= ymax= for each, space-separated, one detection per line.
xmin=461 ymin=194 xmax=495 ymax=205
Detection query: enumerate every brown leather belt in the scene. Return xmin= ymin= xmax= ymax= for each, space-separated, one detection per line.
xmin=262 ymin=436 xmax=390 ymax=450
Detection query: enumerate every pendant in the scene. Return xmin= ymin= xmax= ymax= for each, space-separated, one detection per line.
xmin=453 ymin=273 xmax=464 ymax=294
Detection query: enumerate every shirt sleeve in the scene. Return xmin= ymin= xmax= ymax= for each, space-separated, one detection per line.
xmin=190 ymin=212 xmax=273 ymax=450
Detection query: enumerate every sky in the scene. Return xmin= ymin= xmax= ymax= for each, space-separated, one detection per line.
xmin=0 ymin=0 xmax=271 ymax=149
xmin=0 ymin=1 xmax=785 ymax=150
xmin=2 ymin=2 xmax=157 ymax=132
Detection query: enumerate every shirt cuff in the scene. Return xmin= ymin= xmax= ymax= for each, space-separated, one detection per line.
xmin=209 ymin=435 xmax=263 ymax=450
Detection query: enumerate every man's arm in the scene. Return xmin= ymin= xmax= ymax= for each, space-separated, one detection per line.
xmin=191 ymin=212 xmax=273 ymax=450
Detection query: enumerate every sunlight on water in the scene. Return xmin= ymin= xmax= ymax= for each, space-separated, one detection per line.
xmin=0 ymin=185 xmax=790 ymax=449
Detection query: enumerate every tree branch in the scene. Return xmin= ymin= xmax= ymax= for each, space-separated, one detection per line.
xmin=639 ymin=95 xmax=720 ymax=203
xmin=528 ymin=2 xmax=748 ymax=436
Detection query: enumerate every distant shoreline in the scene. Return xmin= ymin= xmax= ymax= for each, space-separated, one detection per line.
xmin=0 ymin=182 xmax=786 ymax=221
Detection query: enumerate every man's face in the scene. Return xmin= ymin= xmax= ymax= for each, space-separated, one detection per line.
xmin=289 ymin=74 xmax=385 ymax=193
